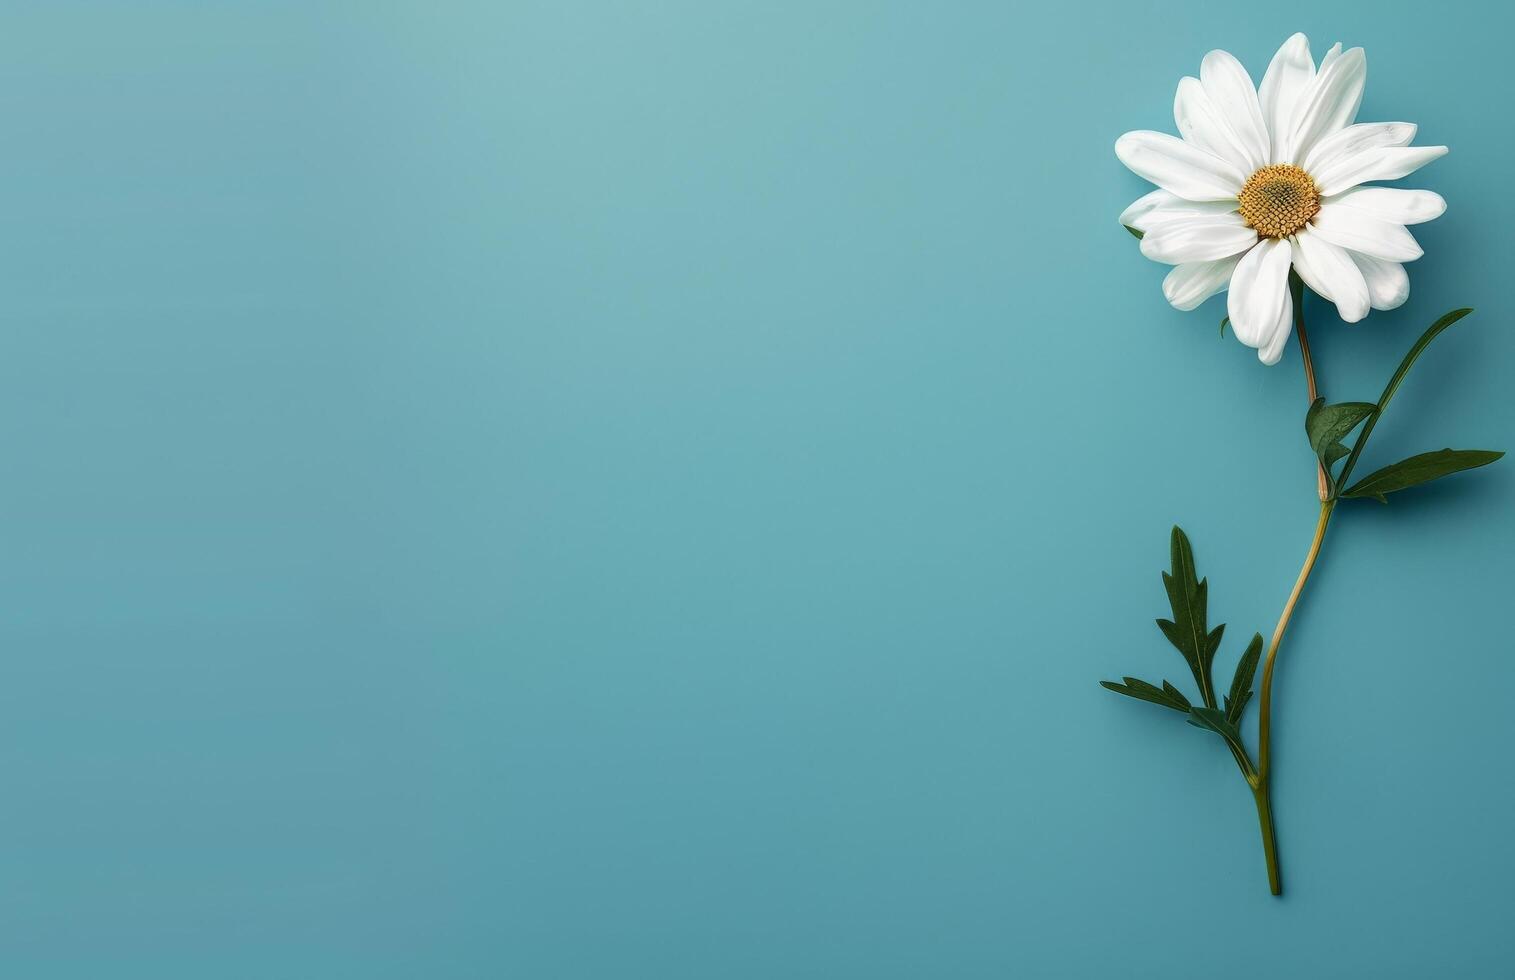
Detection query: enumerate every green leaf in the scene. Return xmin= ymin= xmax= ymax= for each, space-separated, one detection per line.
xmin=1124 ymin=225 xmax=1144 ymax=240
xmin=1304 ymin=398 xmax=1377 ymax=493
xmin=1224 ymin=633 xmax=1263 ymax=725
xmin=1219 ymin=315 xmax=1229 ymax=338
xmin=1374 ymin=308 xmax=1473 ymax=417
xmin=1341 ymin=449 xmax=1504 ymax=502
xmin=1100 ymin=676 xmax=1191 ymax=713
xmin=1186 ymin=705 xmax=1243 ymax=744
xmin=1161 ymin=680 xmax=1191 ymax=709
xmin=1306 ymin=398 xmax=1375 ymax=463
xmin=1225 ymin=691 xmax=1251 ymax=727
xmin=1189 ymin=705 xmax=1258 ymax=781
xmin=1155 ymin=527 xmax=1218 ymax=708
xmin=1337 ymin=308 xmax=1472 ymax=488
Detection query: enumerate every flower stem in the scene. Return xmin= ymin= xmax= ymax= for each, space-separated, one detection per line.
xmin=1252 ymin=498 xmax=1333 ymax=895
xmin=1250 ymin=277 xmax=1336 ymax=896
xmin=1251 ymin=780 xmax=1282 ymax=895
xmin=1248 ymin=502 xmax=1333 ymax=890
xmin=1257 ymin=500 xmax=1334 ymax=785
xmin=1291 ymin=273 xmax=1329 ymax=502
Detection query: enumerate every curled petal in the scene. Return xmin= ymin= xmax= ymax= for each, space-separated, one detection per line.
xmin=1291 ymin=227 xmax=1370 ymax=322
xmin=1163 ymin=256 xmax=1241 ymax=311
xmin=1227 ymin=238 xmax=1292 ymax=349
xmin=1257 ymin=287 xmax=1294 ymax=365
xmin=1350 ymin=252 xmax=1410 ymax=311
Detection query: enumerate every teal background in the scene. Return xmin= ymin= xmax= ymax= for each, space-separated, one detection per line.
xmin=3 ymin=2 xmax=1510 ymax=977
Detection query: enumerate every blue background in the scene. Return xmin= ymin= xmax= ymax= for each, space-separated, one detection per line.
xmin=3 ymin=2 xmax=1510 ymax=976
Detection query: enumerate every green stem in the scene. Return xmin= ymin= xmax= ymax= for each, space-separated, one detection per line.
xmin=1251 ymin=782 xmax=1282 ymax=895
xmin=1291 ymin=273 xmax=1329 ymax=502
xmin=1251 ymin=500 xmax=1333 ymax=896
xmin=1257 ymin=500 xmax=1334 ymax=784
xmin=1245 ymin=278 xmax=1337 ymax=897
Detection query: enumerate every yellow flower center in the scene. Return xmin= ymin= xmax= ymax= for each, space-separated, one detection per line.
xmin=1238 ymin=164 xmax=1320 ymax=239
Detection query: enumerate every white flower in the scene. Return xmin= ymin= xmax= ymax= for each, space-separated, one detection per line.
xmin=1116 ymin=34 xmax=1448 ymax=365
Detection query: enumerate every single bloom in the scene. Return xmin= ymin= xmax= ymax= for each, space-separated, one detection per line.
xmin=1115 ymin=34 xmax=1447 ymax=364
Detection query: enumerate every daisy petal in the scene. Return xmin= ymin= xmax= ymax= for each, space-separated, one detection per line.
xmin=1302 ymin=122 xmax=1417 ymax=174
xmin=1163 ymin=256 xmax=1242 ymax=310
xmin=1258 ymin=33 xmax=1315 ymax=163
xmin=1289 ymin=47 xmax=1366 ymax=164
xmin=1175 ymin=77 xmax=1254 ymax=172
xmin=1311 ymin=203 xmax=1422 ymax=262
xmin=1324 ymin=186 xmax=1446 ymax=225
xmin=1258 ymin=286 xmax=1294 ymax=365
xmin=1350 ymin=252 xmax=1410 ymax=310
xmin=1313 ymin=145 xmax=1448 ymax=197
xmin=1227 ymin=237 xmax=1292 ymax=349
xmin=1200 ymin=50 xmax=1270 ymax=171
xmin=1291 ymin=227 xmax=1370 ymax=322
xmin=1140 ymin=213 xmax=1258 ymax=263
xmin=1115 ymin=130 xmax=1247 ymax=201
xmin=1316 ymin=42 xmax=1343 ymax=76
xmin=1120 ymin=189 xmax=1240 ymax=233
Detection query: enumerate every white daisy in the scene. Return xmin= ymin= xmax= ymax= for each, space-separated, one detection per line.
xmin=1116 ymin=34 xmax=1448 ymax=365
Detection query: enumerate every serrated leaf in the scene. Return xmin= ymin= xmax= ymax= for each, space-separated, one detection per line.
xmin=1341 ymin=449 xmax=1504 ymax=502
xmin=1206 ymin=625 xmax=1224 ymax=663
xmin=1186 ymin=706 xmax=1243 ymax=744
xmin=1156 ymin=527 xmax=1218 ymax=708
xmin=1124 ymin=224 xmax=1144 ymax=240
xmin=1224 ymin=633 xmax=1263 ymax=725
xmin=1100 ymin=676 xmax=1191 ymax=713
xmin=1304 ymin=398 xmax=1376 ymax=492
xmin=1224 ymin=689 xmax=1252 ymax=724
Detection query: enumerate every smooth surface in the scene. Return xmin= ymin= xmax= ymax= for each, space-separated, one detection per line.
xmin=3 ymin=2 xmax=1511 ymax=977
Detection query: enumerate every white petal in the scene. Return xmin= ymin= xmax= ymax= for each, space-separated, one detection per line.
xmin=1258 ymin=33 xmax=1315 ymax=163
xmin=1312 ymin=145 xmax=1448 ymax=197
xmin=1163 ymin=256 xmax=1241 ymax=310
xmin=1258 ymin=286 xmax=1294 ymax=365
xmin=1317 ymin=42 xmax=1343 ymax=75
xmin=1200 ymin=50 xmax=1270 ymax=171
xmin=1120 ymin=188 xmax=1175 ymax=230
xmin=1350 ymin=252 xmax=1410 ymax=310
xmin=1291 ymin=227 xmax=1370 ymax=322
xmin=1227 ymin=238 xmax=1292 ymax=348
xmin=1140 ymin=213 xmax=1257 ymax=263
xmin=1323 ymin=186 xmax=1446 ymax=225
xmin=1289 ymin=47 xmax=1366 ymax=164
xmin=1115 ymin=130 xmax=1247 ymax=201
xmin=1315 ymin=144 xmax=1442 ymax=198
xmin=1174 ymin=77 xmax=1254 ymax=172
xmin=1302 ymin=122 xmax=1417 ymax=174
xmin=1311 ymin=203 xmax=1422 ymax=262
xmin=1120 ymin=189 xmax=1239 ymax=232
